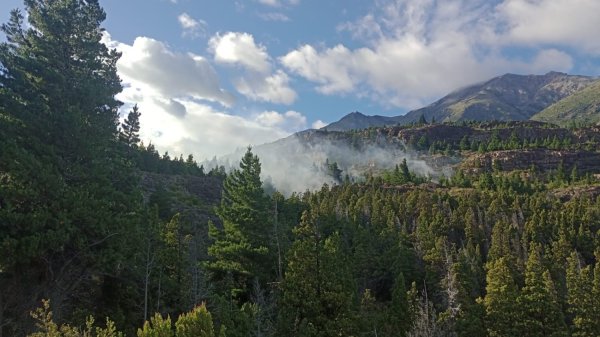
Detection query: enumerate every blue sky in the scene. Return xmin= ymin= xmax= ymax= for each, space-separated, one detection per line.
xmin=2 ymin=0 xmax=600 ymax=159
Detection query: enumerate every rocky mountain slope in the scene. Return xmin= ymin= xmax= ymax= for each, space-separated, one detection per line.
xmin=403 ymin=71 xmax=594 ymax=124
xmin=531 ymin=79 xmax=600 ymax=126
xmin=324 ymin=72 xmax=596 ymax=131
xmin=322 ymin=111 xmax=404 ymax=131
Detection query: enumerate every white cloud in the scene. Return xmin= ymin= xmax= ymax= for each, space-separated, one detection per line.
xmin=115 ymin=35 xmax=235 ymax=107
xmin=210 ymin=32 xmax=271 ymax=73
xmin=529 ymin=49 xmax=573 ymax=74
xmin=102 ymin=33 xmax=304 ymax=160
xmin=258 ymin=12 xmax=291 ymax=22
xmin=178 ymin=13 xmax=207 ymax=38
xmin=257 ymin=0 xmax=300 ymax=7
xmin=258 ymin=0 xmax=279 ymax=6
xmin=497 ymin=0 xmax=600 ymax=54
xmin=235 ymin=70 xmax=297 ymax=104
xmin=282 ymin=0 xmax=600 ymax=109
xmin=311 ymin=120 xmax=327 ymax=129
xmin=117 ymin=88 xmax=306 ymax=159
xmin=281 ymin=44 xmax=356 ymax=95
xmin=210 ymin=32 xmax=297 ymax=104
xmin=255 ymin=110 xmax=307 ymax=132
xmin=137 ymin=100 xmax=293 ymax=160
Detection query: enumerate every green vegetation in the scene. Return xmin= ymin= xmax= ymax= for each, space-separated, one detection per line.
xmin=2 ymin=1 xmax=600 ymax=337
xmin=532 ymin=80 xmax=600 ymax=126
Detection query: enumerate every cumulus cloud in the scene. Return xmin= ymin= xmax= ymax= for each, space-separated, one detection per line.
xmin=282 ymin=0 xmax=599 ymax=109
xmin=311 ymin=120 xmax=327 ymax=129
xmin=139 ymin=100 xmax=293 ymax=160
xmin=529 ymin=49 xmax=574 ymax=74
xmin=281 ymin=44 xmax=356 ymax=95
xmin=498 ymin=0 xmax=600 ymax=54
xmin=178 ymin=13 xmax=207 ymax=38
xmin=102 ymin=32 xmax=308 ymax=160
xmin=282 ymin=1 xmax=498 ymax=107
xmin=235 ymin=70 xmax=297 ymax=105
xmin=210 ymin=32 xmax=297 ymax=104
xmin=255 ymin=110 xmax=307 ymax=132
xmin=153 ymin=97 xmax=188 ymax=119
xmin=120 ymin=88 xmax=309 ymax=159
xmin=115 ymin=35 xmax=235 ymax=106
xmin=210 ymin=32 xmax=271 ymax=73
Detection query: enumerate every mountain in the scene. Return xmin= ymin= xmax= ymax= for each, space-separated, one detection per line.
xmin=401 ymin=71 xmax=595 ymax=123
xmin=323 ymin=72 xmax=596 ymax=131
xmin=322 ymin=111 xmax=404 ymax=131
xmin=531 ymin=79 xmax=600 ymax=126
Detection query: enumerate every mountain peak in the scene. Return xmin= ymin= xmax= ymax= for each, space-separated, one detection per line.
xmin=320 ymin=72 xmax=597 ymax=132
xmin=401 ymin=71 xmax=596 ymax=124
xmin=323 ymin=111 xmax=404 ymax=132
xmin=545 ymin=71 xmax=567 ymax=76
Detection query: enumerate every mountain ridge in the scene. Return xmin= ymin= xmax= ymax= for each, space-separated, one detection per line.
xmin=323 ymin=71 xmax=598 ymax=131
xmin=531 ymin=79 xmax=600 ymax=126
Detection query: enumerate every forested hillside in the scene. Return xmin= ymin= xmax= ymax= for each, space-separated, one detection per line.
xmin=1 ymin=1 xmax=600 ymax=337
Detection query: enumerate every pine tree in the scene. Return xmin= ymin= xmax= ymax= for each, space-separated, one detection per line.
xmin=516 ymin=244 xmax=568 ymax=337
xmin=407 ymin=288 xmax=442 ymax=337
xmin=28 ymin=300 xmax=124 ymax=337
xmin=207 ymin=148 xmax=272 ymax=299
xmin=137 ymin=314 xmax=174 ymax=337
xmin=0 ymin=0 xmax=141 ymax=332
xmin=483 ymin=257 xmax=520 ymax=337
xmin=175 ymin=304 xmax=218 ymax=337
xmin=279 ymin=211 xmax=356 ymax=337
xmin=399 ymin=158 xmax=411 ymax=183
xmin=120 ymin=104 xmax=142 ymax=148
xmin=388 ymin=272 xmax=411 ymax=336
xmin=567 ymin=251 xmax=600 ymax=337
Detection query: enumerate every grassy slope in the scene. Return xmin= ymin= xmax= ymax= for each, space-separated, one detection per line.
xmin=531 ymin=80 xmax=600 ymax=126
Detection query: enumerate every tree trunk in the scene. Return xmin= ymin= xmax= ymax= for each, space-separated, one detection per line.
xmin=144 ymin=240 xmax=152 ymax=322
xmin=0 ymin=290 xmax=4 ymax=337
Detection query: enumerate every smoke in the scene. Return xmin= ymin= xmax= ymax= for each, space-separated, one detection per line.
xmin=204 ymin=129 xmax=444 ymax=196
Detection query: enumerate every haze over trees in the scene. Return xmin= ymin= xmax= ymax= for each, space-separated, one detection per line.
xmin=1 ymin=1 xmax=600 ymax=337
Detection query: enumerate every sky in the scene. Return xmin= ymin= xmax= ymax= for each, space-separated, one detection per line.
xmin=2 ymin=0 xmax=600 ymax=160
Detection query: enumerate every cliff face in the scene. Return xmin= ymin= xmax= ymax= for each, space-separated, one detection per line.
xmin=460 ymin=149 xmax=600 ymax=174
xmin=386 ymin=121 xmax=575 ymax=146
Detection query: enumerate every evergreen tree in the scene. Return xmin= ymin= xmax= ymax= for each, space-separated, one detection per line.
xmin=159 ymin=213 xmax=193 ymax=315
xmin=175 ymin=304 xmax=218 ymax=337
xmin=137 ymin=314 xmax=173 ymax=337
xmin=516 ymin=244 xmax=567 ymax=337
xmin=0 ymin=0 xmax=141 ymax=332
xmin=279 ymin=211 xmax=356 ymax=337
xmin=483 ymin=258 xmax=520 ymax=337
xmin=207 ymin=148 xmax=272 ymax=299
xmin=407 ymin=288 xmax=442 ymax=337
xmin=28 ymin=300 xmax=124 ymax=337
xmin=399 ymin=158 xmax=411 ymax=183
xmin=388 ymin=272 xmax=411 ymax=336
xmin=567 ymin=251 xmax=600 ymax=337
xmin=119 ymin=104 xmax=142 ymax=148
